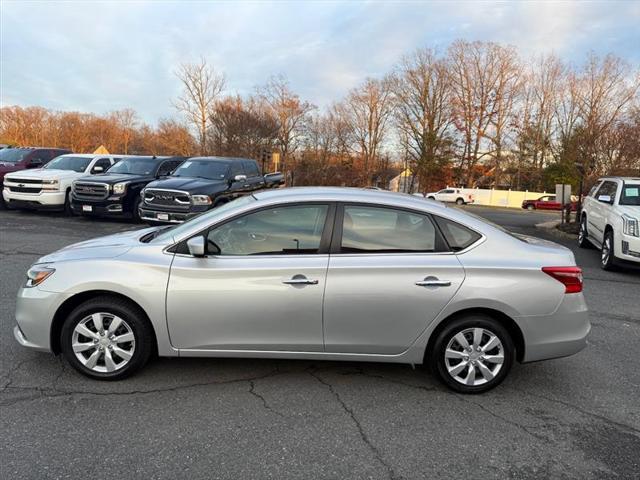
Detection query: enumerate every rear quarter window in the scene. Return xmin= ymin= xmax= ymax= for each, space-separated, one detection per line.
xmin=434 ymin=216 xmax=482 ymax=251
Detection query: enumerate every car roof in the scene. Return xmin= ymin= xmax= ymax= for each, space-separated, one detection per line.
xmin=598 ymin=176 xmax=640 ymax=182
xmin=188 ymin=156 xmax=254 ymax=163
xmin=56 ymin=153 xmax=107 ymax=158
xmin=254 ymin=187 xmax=449 ymax=211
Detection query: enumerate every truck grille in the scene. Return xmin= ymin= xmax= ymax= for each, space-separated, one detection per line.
xmin=6 ymin=178 xmax=42 ymax=184
xmin=8 ymin=186 xmax=42 ymax=194
xmin=143 ymin=189 xmax=191 ymax=209
xmin=73 ymin=182 xmax=108 ymax=200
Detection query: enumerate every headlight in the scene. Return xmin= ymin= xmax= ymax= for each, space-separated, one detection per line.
xmin=25 ymin=265 xmax=55 ymax=288
xmin=622 ymin=214 xmax=639 ymax=237
xmin=113 ymin=182 xmax=128 ymax=195
xmin=191 ymin=195 xmax=212 ymax=205
xmin=41 ymin=180 xmax=59 ymax=191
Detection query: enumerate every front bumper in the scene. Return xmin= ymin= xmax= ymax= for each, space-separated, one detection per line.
xmin=71 ymin=197 xmax=130 ymax=217
xmin=618 ymin=233 xmax=640 ymax=264
xmin=3 ymin=189 xmax=66 ymax=209
xmin=517 ymin=292 xmax=590 ymax=363
xmin=139 ymin=206 xmax=206 ymax=224
xmin=14 ymin=286 xmax=70 ymax=353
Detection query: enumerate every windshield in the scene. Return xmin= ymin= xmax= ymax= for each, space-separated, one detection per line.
xmin=173 ymin=159 xmax=229 ymax=180
xmin=107 ymin=157 xmax=159 ymax=176
xmin=149 ymin=195 xmax=256 ymax=244
xmin=44 ymin=155 xmax=92 ymax=172
xmin=620 ymin=184 xmax=640 ymax=206
xmin=0 ymin=148 xmax=30 ymax=163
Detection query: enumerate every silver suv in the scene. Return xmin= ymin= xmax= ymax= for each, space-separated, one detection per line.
xmin=14 ymin=188 xmax=590 ymax=393
xmin=579 ymin=176 xmax=640 ymax=269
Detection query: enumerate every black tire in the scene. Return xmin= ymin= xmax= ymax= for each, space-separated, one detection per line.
xmin=429 ymin=314 xmax=514 ymax=394
xmin=527 ymin=204 xmax=535 ymax=211
xmin=427 ymin=196 xmax=435 ymax=200
xmin=60 ymin=296 xmax=154 ymax=380
xmin=455 ymin=198 xmax=465 ymax=205
xmin=601 ymin=229 xmax=616 ymax=271
xmin=578 ymin=215 xmax=590 ymax=249
xmin=63 ymin=189 xmax=74 ymax=216
xmin=131 ymin=195 xmax=142 ymax=223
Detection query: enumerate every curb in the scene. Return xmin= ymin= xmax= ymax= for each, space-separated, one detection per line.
xmin=535 ymin=220 xmax=577 ymax=241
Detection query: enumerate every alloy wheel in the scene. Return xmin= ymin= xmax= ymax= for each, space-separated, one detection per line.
xmin=602 ymin=237 xmax=611 ymax=266
xmin=578 ymin=220 xmax=586 ymax=244
xmin=444 ymin=327 xmax=504 ymax=386
xmin=71 ymin=312 xmax=135 ymax=373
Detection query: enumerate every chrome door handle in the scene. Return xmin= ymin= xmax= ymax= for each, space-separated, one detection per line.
xmin=283 ymin=277 xmax=318 ymax=285
xmin=415 ymin=278 xmax=451 ymax=287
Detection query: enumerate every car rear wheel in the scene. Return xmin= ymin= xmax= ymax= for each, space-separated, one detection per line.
xmin=578 ymin=216 xmax=590 ymax=248
xmin=601 ymin=230 xmax=616 ymax=270
xmin=429 ymin=315 xmax=514 ymax=393
xmin=60 ymin=296 xmax=154 ymax=380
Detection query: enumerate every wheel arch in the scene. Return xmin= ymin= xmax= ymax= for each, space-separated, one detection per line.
xmin=424 ymin=307 xmax=525 ymax=363
xmin=50 ymin=290 xmax=158 ymax=355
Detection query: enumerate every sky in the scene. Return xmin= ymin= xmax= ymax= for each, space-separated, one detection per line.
xmin=1 ymin=0 xmax=639 ymax=124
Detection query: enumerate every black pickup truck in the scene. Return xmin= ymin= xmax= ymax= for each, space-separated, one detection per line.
xmin=71 ymin=156 xmax=186 ymax=221
xmin=139 ymin=156 xmax=284 ymax=224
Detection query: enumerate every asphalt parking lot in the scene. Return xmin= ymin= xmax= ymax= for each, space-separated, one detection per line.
xmin=1 ymin=205 xmax=639 ymax=479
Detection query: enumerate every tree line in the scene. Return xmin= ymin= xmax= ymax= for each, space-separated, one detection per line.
xmin=2 ymin=39 xmax=639 ymax=193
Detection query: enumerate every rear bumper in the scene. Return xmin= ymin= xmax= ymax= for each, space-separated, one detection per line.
xmin=517 ymin=293 xmax=590 ymax=363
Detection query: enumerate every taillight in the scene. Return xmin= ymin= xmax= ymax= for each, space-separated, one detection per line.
xmin=542 ymin=266 xmax=583 ymax=294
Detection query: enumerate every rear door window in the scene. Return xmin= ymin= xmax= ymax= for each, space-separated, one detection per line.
xmin=340 ymin=205 xmax=445 ymax=253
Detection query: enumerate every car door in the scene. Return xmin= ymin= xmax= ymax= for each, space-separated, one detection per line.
xmin=590 ymin=181 xmax=617 ymax=243
xmin=243 ymin=161 xmax=266 ymax=191
xmin=323 ymin=204 xmax=466 ymax=355
xmin=166 ymin=202 xmax=334 ymax=351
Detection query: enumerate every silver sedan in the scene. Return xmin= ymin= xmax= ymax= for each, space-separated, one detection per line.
xmin=14 ymin=187 xmax=590 ymax=393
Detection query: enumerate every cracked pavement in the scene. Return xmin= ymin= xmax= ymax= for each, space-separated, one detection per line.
xmin=1 ymin=207 xmax=639 ymax=479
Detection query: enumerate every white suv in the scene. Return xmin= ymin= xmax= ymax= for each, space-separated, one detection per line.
xmin=423 ymin=188 xmax=474 ymax=205
xmin=579 ymin=176 xmax=640 ymax=269
xmin=3 ymin=154 xmax=119 ymax=214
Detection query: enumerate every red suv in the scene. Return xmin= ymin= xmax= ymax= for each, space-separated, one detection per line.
xmin=0 ymin=147 xmax=72 ymax=206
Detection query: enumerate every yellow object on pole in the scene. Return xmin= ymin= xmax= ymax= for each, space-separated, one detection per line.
xmin=272 ymin=152 xmax=280 ymax=171
xmin=93 ymin=145 xmax=109 ymax=154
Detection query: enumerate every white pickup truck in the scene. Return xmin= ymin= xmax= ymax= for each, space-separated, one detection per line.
xmin=423 ymin=188 xmax=474 ymax=205
xmin=3 ymin=154 xmax=119 ymax=214
xmin=579 ymin=176 xmax=640 ymax=269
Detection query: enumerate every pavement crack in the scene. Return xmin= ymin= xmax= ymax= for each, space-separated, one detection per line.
xmin=248 ymin=380 xmax=285 ymax=418
xmin=309 ymin=370 xmax=400 ymax=480
xmin=0 ymin=369 xmax=282 ymax=407
xmin=508 ymin=386 xmax=640 ymax=435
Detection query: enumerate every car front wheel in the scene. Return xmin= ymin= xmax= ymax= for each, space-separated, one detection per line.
xmin=456 ymin=198 xmax=465 ymax=205
xmin=60 ymin=296 xmax=154 ymax=380
xmin=430 ymin=315 xmax=514 ymax=393
xmin=601 ymin=230 xmax=616 ymax=270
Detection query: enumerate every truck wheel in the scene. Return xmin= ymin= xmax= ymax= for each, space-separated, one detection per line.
xmin=131 ymin=195 xmax=142 ymax=223
xmin=63 ymin=189 xmax=74 ymax=216
xmin=427 ymin=196 xmax=435 ymax=200
xmin=456 ymin=198 xmax=465 ymax=205
xmin=578 ymin=216 xmax=591 ymax=249
xmin=601 ymin=230 xmax=617 ymax=271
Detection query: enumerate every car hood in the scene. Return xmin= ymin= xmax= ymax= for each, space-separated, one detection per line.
xmin=36 ymin=226 xmax=160 ymax=264
xmin=76 ymin=173 xmax=152 ymax=185
xmin=617 ymin=205 xmax=640 ymax=217
xmin=147 ymin=176 xmax=226 ymax=193
xmin=6 ymin=168 xmax=80 ymax=181
xmin=0 ymin=163 xmax=22 ymax=176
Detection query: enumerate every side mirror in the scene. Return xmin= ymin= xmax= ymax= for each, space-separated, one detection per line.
xmin=233 ymin=174 xmax=247 ymax=183
xmin=597 ymin=194 xmax=612 ymax=204
xmin=92 ymin=166 xmax=104 ymax=174
xmin=186 ymin=236 xmax=206 ymax=257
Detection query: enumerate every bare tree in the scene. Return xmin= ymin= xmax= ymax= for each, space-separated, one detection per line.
xmin=257 ymin=75 xmax=315 ymax=169
xmin=341 ymin=76 xmax=396 ymax=184
xmin=173 ymin=57 xmax=225 ymax=155
xmin=394 ymin=48 xmax=453 ymax=192
xmin=111 ymin=108 xmax=138 ymax=154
